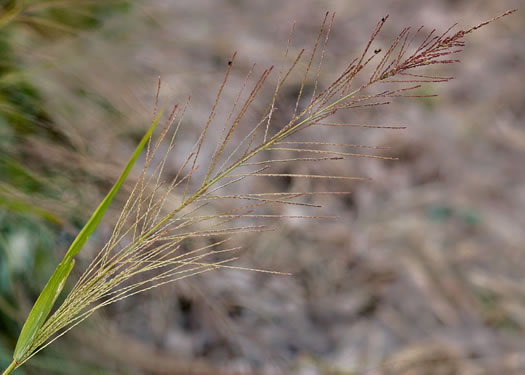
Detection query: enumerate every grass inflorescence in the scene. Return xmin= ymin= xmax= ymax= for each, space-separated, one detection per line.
xmin=2 ymin=9 xmax=516 ymax=374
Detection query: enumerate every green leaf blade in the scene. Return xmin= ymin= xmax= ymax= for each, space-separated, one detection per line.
xmin=13 ymin=259 xmax=75 ymax=362
xmin=63 ymin=112 xmax=163 ymax=263
xmin=12 ymin=111 xmax=163 ymax=363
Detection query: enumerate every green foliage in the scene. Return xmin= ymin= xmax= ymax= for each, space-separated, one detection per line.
xmin=0 ymin=1 xmax=132 ymax=373
xmin=12 ymin=110 xmax=162 ymax=366
xmin=0 ymin=212 xmax=59 ymax=343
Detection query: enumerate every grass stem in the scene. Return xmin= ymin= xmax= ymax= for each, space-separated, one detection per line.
xmin=2 ymin=360 xmax=17 ymax=375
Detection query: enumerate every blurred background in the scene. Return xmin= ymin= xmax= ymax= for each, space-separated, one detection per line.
xmin=0 ymin=0 xmax=523 ymax=374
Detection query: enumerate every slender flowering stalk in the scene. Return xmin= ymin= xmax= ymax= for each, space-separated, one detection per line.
xmin=3 ymin=10 xmax=516 ymax=374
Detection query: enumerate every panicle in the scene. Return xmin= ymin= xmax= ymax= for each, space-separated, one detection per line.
xmin=12 ymin=9 xmax=516 ymax=367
